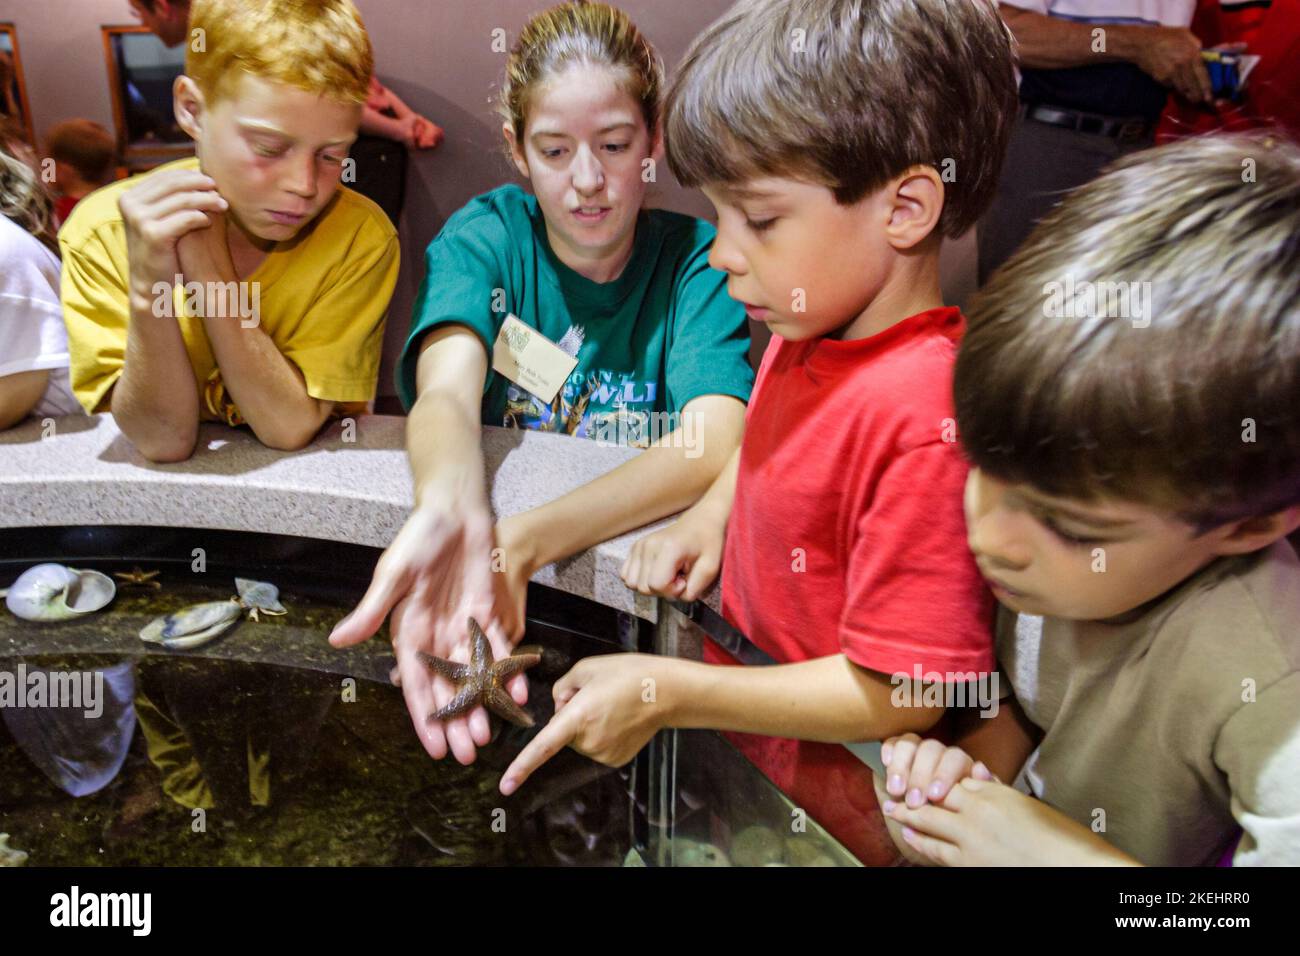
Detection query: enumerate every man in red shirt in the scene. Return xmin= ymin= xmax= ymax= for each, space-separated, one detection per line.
xmin=499 ymin=0 xmax=1016 ymax=865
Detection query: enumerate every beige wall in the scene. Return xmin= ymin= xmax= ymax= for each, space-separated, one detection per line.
xmin=1 ymin=0 xmax=978 ymax=398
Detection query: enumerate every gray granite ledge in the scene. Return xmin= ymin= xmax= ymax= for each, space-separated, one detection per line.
xmin=0 ymin=413 xmax=731 ymax=621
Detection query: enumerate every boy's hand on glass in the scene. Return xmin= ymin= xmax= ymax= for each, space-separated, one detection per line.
xmin=498 ymin=653 xmax=676 ymax=795
xmin=119 ymin=168 xmax=228 ymax=295
xmin=621 ymin=503 xmax=725 ymax=601
xmin=880 ymin=733 xmax=995 ymax=810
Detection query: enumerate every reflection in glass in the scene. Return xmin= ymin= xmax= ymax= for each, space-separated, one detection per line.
xmin=1 ymin=563 xmax=856 ymax=866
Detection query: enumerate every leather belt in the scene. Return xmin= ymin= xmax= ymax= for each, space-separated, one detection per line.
xmin=1025 ymin=103 xmax=1152 ymax=145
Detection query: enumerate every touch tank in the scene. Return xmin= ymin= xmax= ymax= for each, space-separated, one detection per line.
xmin=0 ymin=526 xmax=858 ymax=866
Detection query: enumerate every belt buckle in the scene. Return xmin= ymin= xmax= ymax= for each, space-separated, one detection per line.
xmin=1115 ymin=120 xmax=1146 ymax=145
xmin=1077 ymin=114 xmax=1105 ymax=136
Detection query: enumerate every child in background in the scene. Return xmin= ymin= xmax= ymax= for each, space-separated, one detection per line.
xmin=499 ymin=0 xmax=1018 ymax=865
xmin=45 ymin=119 xmax=117 ymax=228
xmin=880 ymin=133 xmax=1300 ymax=866
xmin=60 ymin=0 xmax=398 ymax=462
xmin=331 ymin=2 xmax=752 ymax=768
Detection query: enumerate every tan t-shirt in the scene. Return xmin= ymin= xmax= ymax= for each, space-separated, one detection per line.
xmin=999 ymin=539 xmax=1300 ymax=866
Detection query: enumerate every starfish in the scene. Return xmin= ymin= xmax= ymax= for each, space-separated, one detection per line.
xmin=114 ymin=567 xmax=161 ymax=589
xmin=418 ymin=617 xmax=542 ymax=727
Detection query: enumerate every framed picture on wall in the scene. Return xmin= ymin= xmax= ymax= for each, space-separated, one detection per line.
xmin=102 ymin=24 xmax=193 ymax=170
xmin=0 ymin=22 xmax=35 ymax=146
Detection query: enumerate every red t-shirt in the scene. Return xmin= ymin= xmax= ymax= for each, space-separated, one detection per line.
xmin=54 ymin=194 xmax=80 ymax=230
xmin=711 ymin=306 xmax=995 ymax=864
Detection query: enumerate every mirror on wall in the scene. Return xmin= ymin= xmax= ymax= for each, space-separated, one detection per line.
xmin=101 ymin=25 xmax=192 ymax=169
xmin=0 ymin=22 xmax=35 ymax=146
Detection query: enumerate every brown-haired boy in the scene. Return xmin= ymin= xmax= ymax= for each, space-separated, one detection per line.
xmin=499 ymin=0 xmax=1019 ymax=864
xmin=61 ymin=0 xmax=398 ymax=461
xmin=45 ymin=119 xmax=117 ymax=227
xmin=880 ymin=133 xmax=1300 ymax=866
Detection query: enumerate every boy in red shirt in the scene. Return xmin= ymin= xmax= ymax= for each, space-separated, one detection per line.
xmin=500 ymin=0 xmax=1018 ymax=864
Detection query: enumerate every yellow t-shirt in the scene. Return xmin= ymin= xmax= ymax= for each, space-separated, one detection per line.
xmin=58 ymin=157 xmax=400 ymax=419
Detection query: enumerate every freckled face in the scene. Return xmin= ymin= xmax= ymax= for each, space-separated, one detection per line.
xmin=185 ymin=73 xmax=359 ymax=243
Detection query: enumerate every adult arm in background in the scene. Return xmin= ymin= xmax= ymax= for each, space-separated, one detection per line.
xmin=998 ymin=2 xmax=1213 ymax=103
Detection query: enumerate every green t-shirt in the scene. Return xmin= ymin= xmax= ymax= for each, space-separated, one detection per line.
xmin=396 ymin=184 xmax=753 ymax=442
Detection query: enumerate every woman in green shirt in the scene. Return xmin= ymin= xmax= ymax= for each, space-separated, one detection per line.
xmin=331 ymin=2 xmax=752 ymax=764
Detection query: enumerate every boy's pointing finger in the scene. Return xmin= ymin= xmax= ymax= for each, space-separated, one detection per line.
xmin=499 ymin=708 xmax=579 ymax=796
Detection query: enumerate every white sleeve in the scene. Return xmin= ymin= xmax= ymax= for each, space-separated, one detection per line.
xmin=0 ymin=221 xmax=68 ymax=379
xmin=1216 ymin=670 xmax=1300 ymax=866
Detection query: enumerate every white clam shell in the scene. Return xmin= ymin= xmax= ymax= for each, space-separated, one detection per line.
xmin=0 ymin=833 xmax=29 ymax=867
xmin=140 ymin=600 xmax=242 ymax=649
xmin=2 ymin=564 xmax=117 ymax=622
xmin=235 ymin=578 xmax=285 ymax=613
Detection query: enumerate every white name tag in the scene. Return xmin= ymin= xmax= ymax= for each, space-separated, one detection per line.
xmin=491 ymin=314 xmax=579 ymax=404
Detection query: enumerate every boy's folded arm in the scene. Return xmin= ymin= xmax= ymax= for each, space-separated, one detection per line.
xmin=57 ymin=233 xmax=199 ymax=461
xmin=667 ymin=653 xmax=946 ymax=742
xmin=109 ymin=280 xmax=202 ymax=462
xmin=202 ymin=314 xmax=337 ymax=450
xmin=203 ymin=228 xmax=397 ymax=451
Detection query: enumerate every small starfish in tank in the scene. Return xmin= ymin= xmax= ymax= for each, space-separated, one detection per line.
xmin=113 ymin=567 xmax=162 ymax=589
xmin=418 ymin=617 xmax=543 ymax=727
